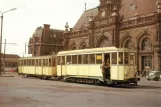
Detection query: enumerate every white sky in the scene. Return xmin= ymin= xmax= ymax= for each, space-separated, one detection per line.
xmin=0 ymin=0 xmax=99 ymax=57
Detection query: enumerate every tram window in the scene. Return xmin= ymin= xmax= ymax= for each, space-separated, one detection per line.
xmin=57 ymin=57 xmax=60 ymax=65
xmin=26 ymin=60 xmax=28 ymax=66
xmin=45 ymin=59 xmax=48 ymax=66
xmin=42 ymin=59 xmax=45 ymax=66
xmin=112 ymin=53 xmax=117 ymax=64
xmin=118 ymin=52 xmax=123 ymax=64
xmin=36 ymin=59 xmax=38 ymax=66
xmin=72 ymin=55 xmax=77 ymax=64
xmin=49 ymin=59 xmax=51 ymax=66
xmin=96 ymin=54 xmax=102 ymax=64
xmin=61 ymin=56 xmax=65 ymax=65
xmin=78 ymin=55 xmax=82 ymax=64
xmin=83 ymin=54 xmax=88 ymax=64
xmin=67 ymin=56 xmax=72 ymax=64
xmin=32 ymin=59 xmax=35 ymax=66
xmin=89 ymin=54 xmax=95 ymax=64
xmin=29 ymin=60 xmax=31 ymax=66
xmin=124 ymin=53 xmax=129 ymax=64
xmin=52 ymin=59 xmax=55 ymax=66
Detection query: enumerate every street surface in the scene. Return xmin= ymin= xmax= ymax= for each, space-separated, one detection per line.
xmin=0 ymin=72 xmax=161 ymax=107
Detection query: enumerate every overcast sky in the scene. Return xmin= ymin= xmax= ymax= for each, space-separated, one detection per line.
xmin=0 ymin=0 xmax=99 ymax=57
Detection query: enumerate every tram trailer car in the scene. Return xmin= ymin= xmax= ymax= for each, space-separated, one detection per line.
xmin=18 ymin=47 xmax=140 ymax=86
xmin=18 ymin=55 xmax=57 ymax=80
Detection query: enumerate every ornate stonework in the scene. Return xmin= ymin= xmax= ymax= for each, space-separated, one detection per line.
xmin=64 ymin=0 xmax=161 ymax=70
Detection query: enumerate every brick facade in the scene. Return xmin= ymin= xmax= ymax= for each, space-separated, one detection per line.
xmin=64 ymin=0 xmax=161 ymax=71
xmin=28 ymin=24 xmax=64 ymax=56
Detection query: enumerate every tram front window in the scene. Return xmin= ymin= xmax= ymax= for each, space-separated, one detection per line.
xmin=118 ymin=52 xmax=123 ymax=64
xmin=124 ymin=53 xmax=129 ymax=64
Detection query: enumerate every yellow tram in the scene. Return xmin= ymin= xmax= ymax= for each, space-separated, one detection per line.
xmin=18 ymin=47 xmax=139 ymax=85
xmin=57 ymin=47 xmax=138 ymax=85
xmin=18 ymin=55 xmax=57 ymax=79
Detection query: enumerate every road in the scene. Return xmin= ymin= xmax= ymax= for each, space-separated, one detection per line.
xmin=0 ymin=73 xmax=161 ymax=107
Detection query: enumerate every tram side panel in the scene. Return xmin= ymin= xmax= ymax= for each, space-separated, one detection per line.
xmin=88 ymin=64 xmax=102 ymax=78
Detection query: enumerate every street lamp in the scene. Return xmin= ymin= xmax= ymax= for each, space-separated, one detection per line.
xmin=0 ymin=8 xmax=17 ymax=75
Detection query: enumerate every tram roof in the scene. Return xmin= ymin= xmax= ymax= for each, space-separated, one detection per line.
xmin=57 ymin=47 xmax=136 ymax=56
xmin=19 ymin=54 xmax=56 ymax=60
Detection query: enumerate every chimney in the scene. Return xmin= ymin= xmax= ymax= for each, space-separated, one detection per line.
xmin=43 ymin=24 xmax=50 ymax=42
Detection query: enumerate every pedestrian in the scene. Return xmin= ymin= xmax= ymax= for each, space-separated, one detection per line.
xmin=100 ymin=61 xmax=107 ymax=83
xmin=106 ymin=61 xmax=111 ymax=79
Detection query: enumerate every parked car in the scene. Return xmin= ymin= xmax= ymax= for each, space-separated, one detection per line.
xmin=5 ymin=67 xmax=12 ymax=72
xmin=146 ymin=70 xmax=161 ymax=81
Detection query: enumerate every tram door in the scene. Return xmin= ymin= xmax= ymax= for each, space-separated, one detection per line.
xmin=104 ymin=53 xmax=110 ymax=64
xmin=142 ymin=56 xmax=152 ymax=74
xmin=104 ymin=53 xmax=110 ymax=79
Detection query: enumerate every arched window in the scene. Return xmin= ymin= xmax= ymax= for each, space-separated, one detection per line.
xmin=98 ymin=37 xmax=111 ymax=47
xmin=124 ymin=40 xmax=133 ymax=48
xmin=70 ymin=45 xmax=76 ymax=50
xmin=141 ymin=38 xmax=152 ymax=51
xmin=81 ymin=45 xmax=86 ymax=49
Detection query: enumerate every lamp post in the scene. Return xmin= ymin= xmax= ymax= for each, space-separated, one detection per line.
xmin=0 ymin=8 xmax=17 ymax=75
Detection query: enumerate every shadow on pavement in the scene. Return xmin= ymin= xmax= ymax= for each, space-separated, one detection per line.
xmin=136 ymin=85 xmax=161 ymax=89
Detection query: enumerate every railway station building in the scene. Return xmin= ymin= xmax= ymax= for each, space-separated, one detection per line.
xmin=63 ymin=0 xmax=161 ymax=72
xmin=28 ymin=24 xmax=64 ymax=56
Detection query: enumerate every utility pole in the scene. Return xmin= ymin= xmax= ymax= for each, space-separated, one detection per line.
xmin=3 ymin=39 xmax=6 ymax=70
xmin=0 ymin=8 xmax=17 ymax=75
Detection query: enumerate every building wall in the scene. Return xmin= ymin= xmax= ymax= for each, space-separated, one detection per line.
xmin=28 ymin=24 xmax=64 ymax=56
xmin=64 ymin=0 xmax=161 ymax=71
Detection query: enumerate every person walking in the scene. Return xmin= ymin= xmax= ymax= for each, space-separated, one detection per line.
xmin=100 ymin=61 xmax=107 ymax=84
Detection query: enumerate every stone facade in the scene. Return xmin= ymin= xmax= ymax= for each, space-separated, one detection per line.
xmin=28 ymin=24 xmax=64 ymax=56
xmin=64 ymin=0 xmax=161 ymax=71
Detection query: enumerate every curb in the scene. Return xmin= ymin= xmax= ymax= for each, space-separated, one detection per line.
xmin=0 ymin=76 xmax=14 ymax=77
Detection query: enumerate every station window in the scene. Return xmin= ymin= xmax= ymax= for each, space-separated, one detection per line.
xmin=89 ymin=54 xmax=95 ymax=64
xmin=83 ymin=54 xmax=88 ymax=64
xmin=112 ymin=53 xmax=117 ymax=64
xmin=67 ymin=56 xmax=72 ymax=64
xmin=118 ymin=52 xmax=123 ymax=64
xmin=96 ymin=54 xmax=102 ymax=64
xmin=72 ymin=55 xmax=77 ymax=64
xmin=129 ymin=53 xmax=135 ymax=65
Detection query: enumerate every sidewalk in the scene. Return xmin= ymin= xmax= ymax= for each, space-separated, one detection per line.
xmin=0 ymin=72 xmax=15 ymax=77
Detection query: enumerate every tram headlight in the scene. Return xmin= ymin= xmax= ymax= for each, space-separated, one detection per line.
xmin=125 ymin=71 xmax=128 ymax=76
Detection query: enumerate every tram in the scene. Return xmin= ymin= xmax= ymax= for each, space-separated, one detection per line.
xmin=57 ymin=47 xmax=138 ymax=85
xmin=18 ymin=55 xmax=57 ymax=79
xmin=18 ymin=47 xmax=139 ymax=85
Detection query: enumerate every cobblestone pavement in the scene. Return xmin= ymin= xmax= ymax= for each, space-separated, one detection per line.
xmin=0 ymin=72 xmax=161 ymax=107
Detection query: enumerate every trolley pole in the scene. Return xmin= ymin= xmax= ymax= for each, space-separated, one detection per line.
xmin=3 ymin=39 xmax=6 ymax=70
